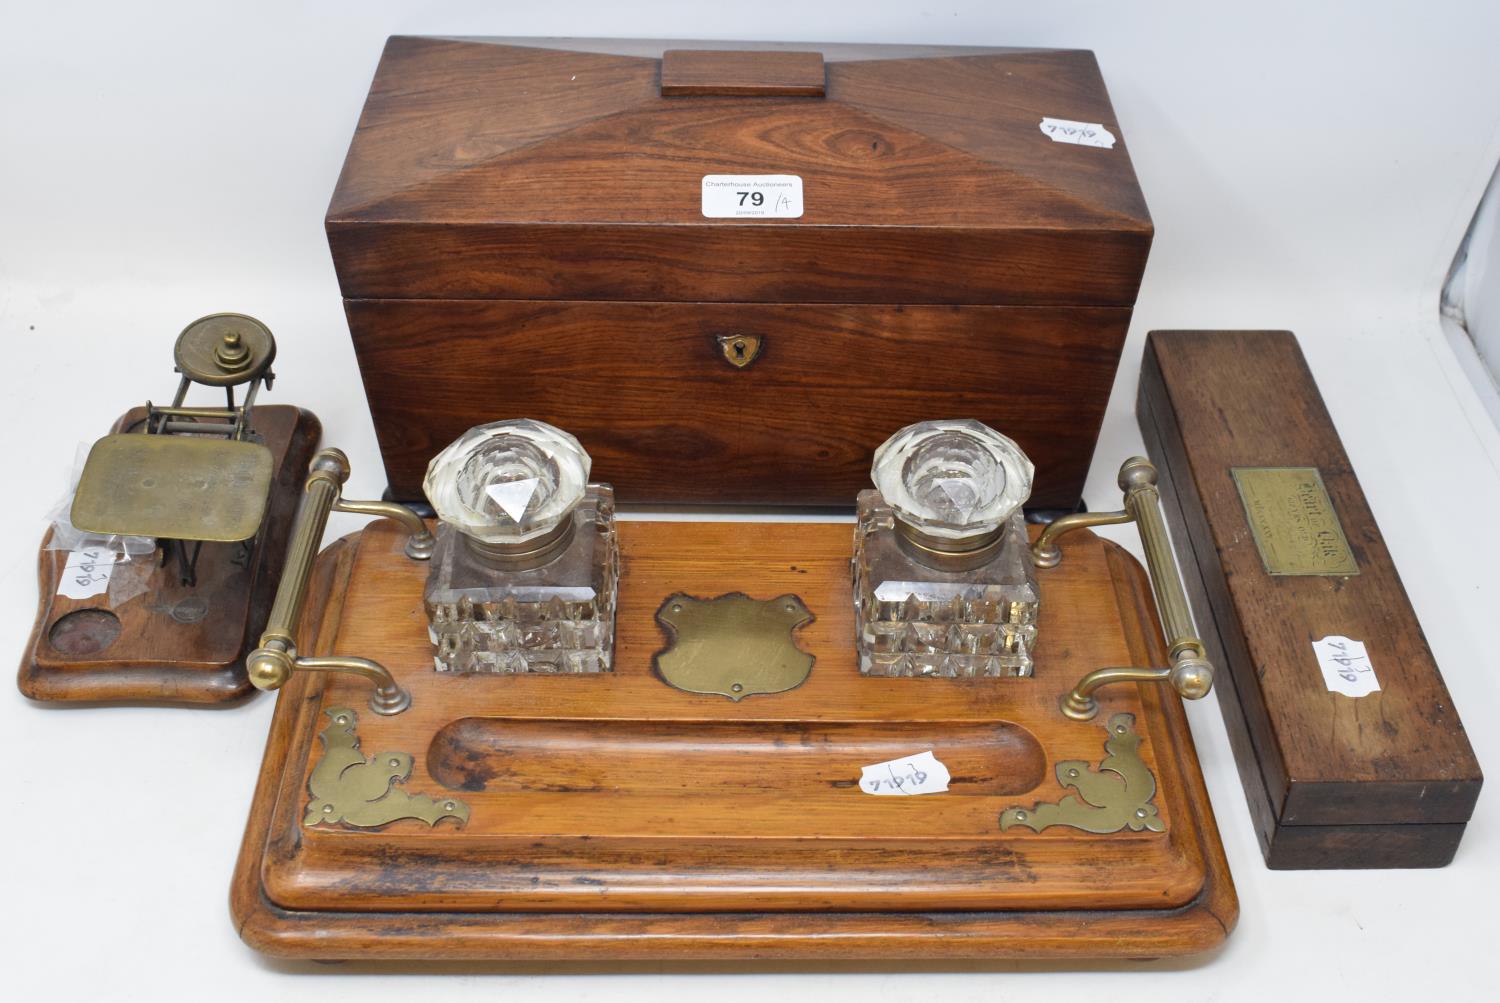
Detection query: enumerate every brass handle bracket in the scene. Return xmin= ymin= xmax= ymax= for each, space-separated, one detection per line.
xmin=245 ymin=448 xmax=432 ymax=715
xmin=1031 ymin=457 xmax=1214 ymax=721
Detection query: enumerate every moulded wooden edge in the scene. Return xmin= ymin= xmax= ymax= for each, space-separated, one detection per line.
xmin=229 ymin=528 xmax=1236 ymax=963
xmin=17 ymin=406 xmax=321 ymax=706
xmin=325 ymin=223 xmax=1155 ymax=309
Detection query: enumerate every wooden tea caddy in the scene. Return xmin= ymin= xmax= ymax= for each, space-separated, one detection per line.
xmin=18 ymin=314 xmax=321 ymax=705
xmin=230 ymin=451 xmax=1236 ymax=962
xmin=330 ymin=37 xmax=1154 ymax=511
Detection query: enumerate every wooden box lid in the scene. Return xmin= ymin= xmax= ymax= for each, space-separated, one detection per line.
xmin=1137 ymin=330 xmax=1482 ymax=864
xmin=327 ymin=37 xmax=1152 ymax=305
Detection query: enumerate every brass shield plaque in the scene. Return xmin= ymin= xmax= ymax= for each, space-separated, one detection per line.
xmin=1231 ymin=466 xmax=1359 ymax=576
xmin=653 ymin=592 xmax=815 ymax=700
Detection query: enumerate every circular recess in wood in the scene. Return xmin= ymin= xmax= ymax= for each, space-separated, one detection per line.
xmin=48 ymin=608 xmax=122 ymax=656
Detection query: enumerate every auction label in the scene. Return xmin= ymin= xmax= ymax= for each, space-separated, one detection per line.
xmin=58 ymin=546 xmax=117 ymax=600
xmin=702 ymin=174 xmax=803 ymax=218
xmin=1312 ymin=635 xmax=1381 ymax=698
xmin=859 ymin=750 xmax=951 ymax=796
xmin=1039 ymin=117 xmax=1117 ymax=149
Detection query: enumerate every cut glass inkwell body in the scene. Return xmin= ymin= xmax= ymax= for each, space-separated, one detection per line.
xmin=853 ymin=419 xmax=1039 ymax=678
xmin=422 ymin=419 xmax=619 ymax=674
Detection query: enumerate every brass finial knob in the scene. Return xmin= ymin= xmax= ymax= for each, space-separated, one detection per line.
xmin=247 ymin=646 xmax=294 ymax=692
xmin=215 ymin=330 xmax=252 ymax=372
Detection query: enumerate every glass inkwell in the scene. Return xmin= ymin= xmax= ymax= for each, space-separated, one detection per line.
xmin=422 ymin=419 xmax=619 ymax=674
xmin=853 ymin=419 xmax=1039 ymax=678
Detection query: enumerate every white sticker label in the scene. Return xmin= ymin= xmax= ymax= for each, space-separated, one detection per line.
xmin=486 ymin=478 xmax=539 ymax=522
xmin=859 ymin=750 xmax=951 ymax=796
xmin=1312 ymin=635 xmax=1380 ymax=697
xmin=701 ymin=174 xmax=803 ymax=218
xmin=1039 ymin=117 xmax=1116 ymax=149
xmin=58 ymin=546 xmax=118 ymax=600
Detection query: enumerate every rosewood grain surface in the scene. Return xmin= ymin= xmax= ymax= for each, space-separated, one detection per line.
xmin=347 ymin=299 xmax=1127 ymax=506
xmin=1138 ymin=330 xmax=1481 ymax=868
xmin=330 ymin=37 xmax=1151 ymax=513
xmin=17 ymin=405 xmax=320 ymax=705
xmin=230 ymin=519 xmax=1235 ymax=960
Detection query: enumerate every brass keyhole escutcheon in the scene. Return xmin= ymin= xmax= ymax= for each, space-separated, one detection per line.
xmin=716 ymin=333 xmax=763 ymax=369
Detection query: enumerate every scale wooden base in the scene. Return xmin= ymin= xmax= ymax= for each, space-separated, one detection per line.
xmin=231 ymin=517 xmax=1235 ymax=962
xmin=18 ymin=405 xmax=320 ymax=705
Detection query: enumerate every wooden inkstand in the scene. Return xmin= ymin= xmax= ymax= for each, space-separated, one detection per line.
xmin=230 ymin=445 xmax=1236 ymax=961
xmin=18 ymin=314 xmax=320 ymax=704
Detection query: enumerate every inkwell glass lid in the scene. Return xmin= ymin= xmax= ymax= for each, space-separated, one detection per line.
xmin=872 ymin=419 xmax=1034 ymax=542
xmin=423 ymin=419 xmax=590 ymax=546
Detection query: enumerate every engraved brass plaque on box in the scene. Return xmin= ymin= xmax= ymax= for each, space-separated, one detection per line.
xmin=1231 ymin=467 xmax=1358 ymax=576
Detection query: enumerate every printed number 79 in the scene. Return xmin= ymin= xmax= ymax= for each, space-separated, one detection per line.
xmin=737 ymin=191 xmax=764 ymax=207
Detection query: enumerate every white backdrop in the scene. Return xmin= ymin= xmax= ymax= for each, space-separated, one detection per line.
xmin=3 ymin=2 xmax=1499 ymax=1001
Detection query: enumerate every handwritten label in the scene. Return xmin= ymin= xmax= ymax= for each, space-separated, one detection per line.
xmin=1039 ymin=117 xmax=1116 ymax=149
xmin=859 ymin=750 xmax=951 ymax=797
xmin=58 ymin=546 xmax=118 ymax=600
xmin=702 ymin=174 xmax=803 ymax=218
xmin=1312 ymin=636 xmax=1380 ymax=698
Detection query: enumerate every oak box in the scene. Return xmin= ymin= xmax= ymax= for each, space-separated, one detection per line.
xmin=1137 ymin=330 xmax=1482 ymax=867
